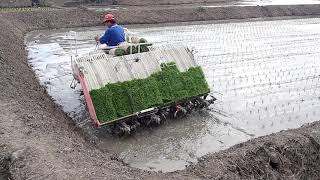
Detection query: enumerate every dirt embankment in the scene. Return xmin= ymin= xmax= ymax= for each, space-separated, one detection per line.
xmin=0 ymin=0 xmax=238 ymax=8
xmin=0 ymin=0 xmax=31 ymax=8
xmin=0 ymin=5 xmax=320 ymax=179
xmin=185 ymin=123 xmax=320 ymax=179
xmin=109 ymin=5 xmax=320 ymax=24
xmin=115 ymin=0 xmax=237 ymax=6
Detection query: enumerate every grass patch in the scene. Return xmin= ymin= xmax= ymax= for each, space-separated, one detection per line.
xmin=89 ymin=62 xmax=209 ymax=123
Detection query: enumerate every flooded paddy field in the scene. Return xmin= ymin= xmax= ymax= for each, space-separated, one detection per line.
xmin=25 ymin=17 xmax=320 ymax=172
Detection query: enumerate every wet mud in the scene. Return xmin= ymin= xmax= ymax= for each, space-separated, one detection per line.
xmin=26 ymin=17 xmax=320 ymax=172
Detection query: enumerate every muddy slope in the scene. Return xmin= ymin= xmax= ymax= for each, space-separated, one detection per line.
xmin=185 ymin=123 xmax=320 ymax=179
xmin=115 ymin=0 xmax=237 ymax=6
xmin=0 ymin=0 xmax=237 ymax=7
xmin=0 ymin=5 xmax=319 ymax=179
xmin=0 ymin=0 xmax=30 ymax=8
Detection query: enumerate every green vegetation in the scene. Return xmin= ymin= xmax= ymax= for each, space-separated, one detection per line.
xmin=139 ymin=45 xmax=150 ymax=53
xmin=107 ymin=83 xmax=132 ymax=117
xmin=139 ymin=38 xmax=148 ymax=43
xmin=89 ymin=62 xmax=209 ymax=123
xmin=114 ymin=48 xmax=126 ymax=56
xmin=125 ymin=45 xmax=138 ymax=54
xmin=112 ymin=41 xmax=150 ymax=56
xmin=90 ymin=87 xmax=117 ymax=121
xmin=125 ymin=44 xmax=150 ymax=54
xmin=111 ymin=45 xmax=148 ymax=56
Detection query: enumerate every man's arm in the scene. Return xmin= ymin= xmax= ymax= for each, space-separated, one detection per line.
xmin=99 ymin=30 xmax=110 ymax=45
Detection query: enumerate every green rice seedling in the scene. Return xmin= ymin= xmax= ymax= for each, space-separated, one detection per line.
xmin=90 ymin=87 xmax=117 ymax=122
xmin=139 ymin=45 xmax=149 ymax=53
xmin=181 ymin=72 xmax=198 ymax=97
xmin=107 ymin=83 xmax=133 ymax=117
xmin=142 ymin=77 xmax=163 ymax=107
xmin=151 ymin=70 xmax=174 ymax=103
xmin=126 ymin=79 xmax=149 ymax=112
xmin=90 ymin=62 xmax=210 ymax=122
xmin=115 ymin=48 xmax=127 ymax=56
xmin=188 ymin=67 xmax=210 ymax=94
xmin=139 ymin=38 xmax=148 ymax=43
xmin=125 ymin=77 xmax=162 ymax=112
xmin=126 ymin=45 xmax=138 ymax=54
xmin=162 ymin=64 xmax=186 ymax=101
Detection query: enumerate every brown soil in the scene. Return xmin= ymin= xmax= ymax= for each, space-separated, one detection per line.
xmin=0 ymin=0 xmax=237 ymax=7
xmin=0 ymin=4 xmax=320 ymax=180
xmin=115 ymin=0 xmax=238 ymax=6
xmin=0 ymin=0 xmax=30 ymax=8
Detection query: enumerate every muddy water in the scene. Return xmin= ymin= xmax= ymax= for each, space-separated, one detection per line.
xmin=26 ymin=17 xmax=320 ymax=172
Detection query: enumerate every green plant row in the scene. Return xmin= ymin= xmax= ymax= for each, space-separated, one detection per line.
xmin=114 ymin=45 xmax=150 ymax=56
xmin=112 ymin=39 xmax=150 ymax=56
xmin=89 ymin=62 xmax=210 ymax=123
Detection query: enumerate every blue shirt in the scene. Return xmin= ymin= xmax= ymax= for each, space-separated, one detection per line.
xmin=100 ymin=25 xmax=125 ymax=46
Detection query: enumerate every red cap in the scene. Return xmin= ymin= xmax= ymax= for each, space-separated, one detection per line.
xmin=104 ymin=14 xmax=115 ymax=22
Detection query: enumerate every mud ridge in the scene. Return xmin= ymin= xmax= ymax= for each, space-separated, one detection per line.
xmin=0 ymin=152 xmax=12 ymax=180
xmin=186 ymin=123 xmax=320 ymax=179
xmin=0 ymin=4 xmax=320 ymax=179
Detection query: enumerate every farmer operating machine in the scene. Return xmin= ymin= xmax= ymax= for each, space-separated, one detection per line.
xmin=70 ymin=31 xmax=216 ymax=135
